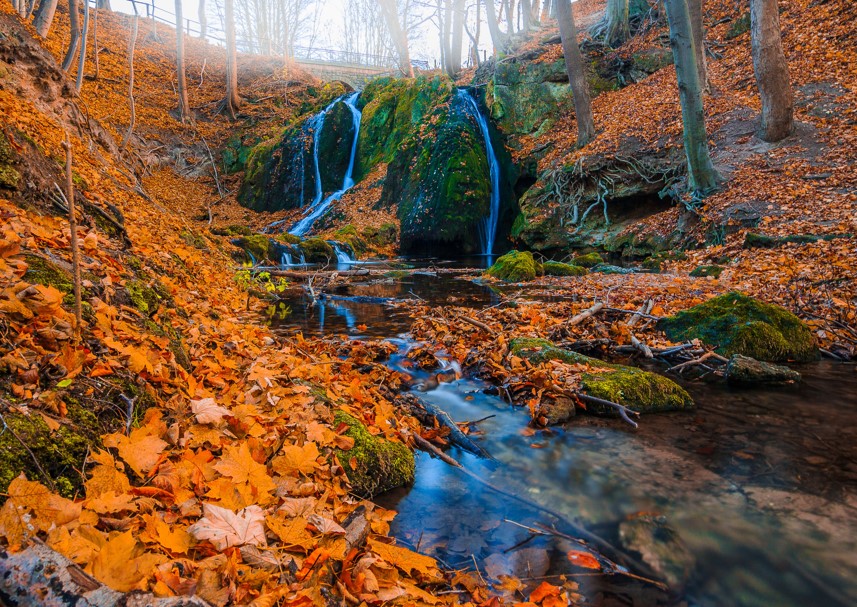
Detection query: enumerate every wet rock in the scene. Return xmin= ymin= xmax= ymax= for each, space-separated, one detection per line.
xmin=726 ymin=354 xmax=801 ymax=385
xmin=333 ymin=411 xmax=414 ymax=498
xmin=542 ymin=261 xmax=587 ymax=277
xmin=619 ymin=514 xmax=695 ymax=590
xmin=510 ymin=338 xmax=693 ymax=417
xmin=486 ymin=250 xmax=542 ymax=282
xmin=572 ymin=252 xmax=603 ymax=267
xmin=298 ymin=238 xmax=335 ymax=263
xmin=536 ymin=395 xmax=576 ymax=425
xmin=590 ymin=263 xmax=636 ymax=275
xmin=659 ymin=292 xmax=818 ymax=363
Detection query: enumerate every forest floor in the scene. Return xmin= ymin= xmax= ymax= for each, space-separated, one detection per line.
xmin=0 ymin=1 xmax=855 ymax=607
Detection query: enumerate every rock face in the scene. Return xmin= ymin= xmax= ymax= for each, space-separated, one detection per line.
xmin=542 ymin=261 xmax=587 ymax=276
xmin=659 ymin=292 xmax=818 ymax=363
xmin=333 ymin=411 xmax=414 ymax=498
xmin=510 ymin=338 xmax=694 ymax=417
xmin=726 ymin=354 xmax=801 ymax=385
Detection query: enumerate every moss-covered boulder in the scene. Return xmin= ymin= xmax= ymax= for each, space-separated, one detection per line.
xmin=362 ymin=223 xmax=398 ymax=247
xmin=318 ymin=100 xmax=358 ymax=193
xmin=486 ymin=250 xmax=541 ymax=282
xmin=126 ymin=280 xmax=161 ymax=315
xmin=572 ymin=252 xmax=603 ymax=268
xmin=543 ymin=261 xmax=587 ymax=276
xmin=689 ymin=265 xmax=723 ymax=278
xmin=510 ymin=338 xmax=694 ymax=416
xmin=333 ymin=411 xmax=415 ymax=497
xmin=299 ymin=238 xmax=335 ymax=263
xmin=659 ymin=292 xmax=818 ymax=362
xmin=333 ymin=225 xmax=366 ymax=256
xmin=233 ymin=234 xmax=276 ymax=263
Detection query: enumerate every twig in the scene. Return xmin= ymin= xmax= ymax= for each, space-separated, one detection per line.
xmin=119 ymin=394 xmax=137 ymax=436
xmin=568 ymin=302 xmax=604 ymax=326
xmin=626 ymin=299 xmax=653 ymax=328
xmin=460 ymin=315 xmax=496 ymax=336
xmin=573 ymin=392 xmax=640 ymax=428
xmin=667 ymin=351 xmax=729 ymax=373
xmin=630 ymin=334 xmax=653 ymax=359
xmin=604 ymin=307 xmax=662 ymax=320
xmin=62 ymin=137 xmax=83 ymax=338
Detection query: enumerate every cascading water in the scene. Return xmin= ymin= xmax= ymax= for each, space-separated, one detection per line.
xmin=332 ymin=242 xmax=355 ymax=265
xmin=290 ymin=92 xmax=363 ymax=237
xmin=280 ymin=251 xmax=293 ymax=267
xmin=458 ymin=89 xmax=501 ymax=258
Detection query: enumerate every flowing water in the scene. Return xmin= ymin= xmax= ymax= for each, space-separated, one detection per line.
xmin=271 ymin=273 xmax=857 ymax=606
xmin=290 ymin=92 xmax=363 ymax=237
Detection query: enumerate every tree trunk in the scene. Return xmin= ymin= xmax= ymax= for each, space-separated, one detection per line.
xmin=61 ymin=0 xmax=80 ymax=72
xmin=605 ymin=0 xmax=630 ymax=47
xmin=223 ymin=0 xmax=241 ymax=119
xmin=441 ymin=0 xmax=453 ymax=76
xmin=663 ymin=0 xmax=721 ymax=195
xmin=750 ymin=0 xmax=793 ymax=142
xmin=92 ymin=5 xmax=99 ymax=79
xmin=121 ymin=14 xmax=138 ymax=149
xmin=521 ymin=0 xmax=531 ymax=31
xmin=74 ymin=0 xmax=89 ymax=93
xmin=485 ymin=0 xmax=509 ymax=53
xmin=33 ymin=0 xmax=59 ymax=37
xmin=174 ymin=0 xmax=191 ymax=122
xmin=688 ymin=0 xmax=707 ymax=90
xmin=198 ymin=0 xmax=207 ymax=38
xmin=540 ymin=0 xmax=552 ymax=22
xmin=96 ymin=0 xmax=110 ymax=8
xmin=449 ymin=0 xmax=466 ymax=75
xmin=556 ymin=0 xmax=595 ymax=146
xmin=379 ymin=0 xmax=414 ymax=77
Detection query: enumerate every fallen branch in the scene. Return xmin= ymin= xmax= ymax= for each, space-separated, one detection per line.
xmin=626 ymin=299 xmax=654 ymax=328
xmin=573 ymin=392 xmax=640 ymax=429
xmin=460 ymin=315 xmax=496 ymax=336
xmin=568 ymin=302 xmax=604 ymax=326
xmin=604 ymin=307 xmax=662 ymax=321
xmin=667 ymin=351 xmax=729 ymax=373
xmin=630 ymin=334 xmax=654 ymax=359
xmin=404 ymin=394 xmax=493 ymax=460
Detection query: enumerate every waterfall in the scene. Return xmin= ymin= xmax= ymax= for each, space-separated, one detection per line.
xmin=280 ymin=251 xmax=293 ymax=267
xmin=332 ymin=243 xmax=354 ymax=265
xmin=458 ymin=89 xmax=501 ymax=258
xmin=290 ymin=92 xmax=363 ymax=237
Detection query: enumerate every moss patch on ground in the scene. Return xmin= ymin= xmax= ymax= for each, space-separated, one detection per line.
xmin=486 ymin=250 xmax=541 ymax=282
xmin=659 ymin=292 xmax=818 ymax=362
xmin=0 ymin=131 xmax=21 ymax=189
xmin=126 ymin=280 xmax=161 ymax=315
xmin=510 ymin=338 xmax=693 ymax=415
xmin=689 ymin=265 xmax=724 ymax=278
xmin=543 ymin=261 xmax=588 ymax=277
xmin=333 ymin=411 xmax=414 ymax=498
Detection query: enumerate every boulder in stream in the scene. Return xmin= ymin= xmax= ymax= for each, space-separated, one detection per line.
xmin=619 ymin=514 xmax=696 ymax=591
xmin=333 ymin=411 xmax=415 ymax=498
xmin=486 ymin=250 xmax=542 ymax=282
xmin=726 ymin=354 xmax=801 ymax=385
xmin=659 ymin=292 xmax=818 ymax=362
xmin=510 ymin=338 xmax=694 ymax=418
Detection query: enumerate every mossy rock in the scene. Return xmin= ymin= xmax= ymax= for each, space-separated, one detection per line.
xmin=689 ymin=265 xmax=724 ymax=278
xmin=543 ymin=261 xmax=587 ymax=277
xmin=658 ymin=292 xmax=818 ymax=362
xmin=726 ymin=12 xmax=751 ymax=39
xmin=510 ymin=338 xmax=694 ymax=415
xmin=275 ymin=233 xmax=301 ymax=245
xmin=572 ymin=252 xmax=603 ymax=268
xmin=333 ymin=411 xmax=415 ymax=497
xmin=233 ymin=234 xmax=275 ymax=263
xmin=318 ymin=100 xmax=358 ymax=193
xmin=24 ymin=254 xmax=73 ymax=293
xmin=211 ymin=224 xmax=252 ymax=237
xmin=333 ymin=225 xmax=366 ymax=256
xmin=126 ymin=280 xmax=161 ymax=315
xmin=0 ymin=132 xmax=21 ymax=189
xmin=299 ymin=238 xmax=335 ymax=263
xmin=0 ymin=402 xmax=101 ymax=498
xmin=486 ymin=250 xmax=541 ymax=282
xmin=362 ymin=223 xmax=398 ymax=247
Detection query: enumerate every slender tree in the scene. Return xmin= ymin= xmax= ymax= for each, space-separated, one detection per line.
xmin=540 ymin=0 xmax=553 ymax=22
xmin=663 ymin=0 xmax=721 ymax=195
xmin=74 ymin=0 xmax=89 ymax=93
xmin=61 ymin=0 xmax=81 ymax=72
xmin=605 ymin=0 xmax=630 ymax=47
xmin=556 ymin=0 xmax=595 ymax=146
xmin=223 ymin=0 xmax=241 ymax=119
xmin=521 ymin=0 xmax=531 ymax=31
xmin=485 ymin=0 xmax=509 ymax=53
xmin=378 ymin=0 xmax=414 ymax=77
xmin=121 ymin=15 xmax=138 ymax=150
xmin=688 ymin=0 xmax=707 ymax=90
xmin=174 ymin=0 xmax=191 ymax=122
xmin=92 ymin=3 xmax=100 ymax=80
xmin=198 ymin=0 xmax=207 ymax=38
xmin=750 ymin=0 xmax=793 ymax=141
xmin=33 ymin=0 xmax=59 ymax=37
xmin=449 ymin=0 xmax=466 ymax=75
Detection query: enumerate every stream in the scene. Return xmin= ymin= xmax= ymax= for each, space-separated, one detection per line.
xmin=272 ymin=270 xmax=857 ymax=606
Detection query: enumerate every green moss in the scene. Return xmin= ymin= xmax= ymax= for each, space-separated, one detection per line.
xmin=126 ymin=280 xmax=161 ymax=315
xmin=333 ymin=411 xmax=415 ymax=498
xmin=0 ymin=400 xmax=102 ymax=497
xmin=726 ymin=12 xmax=751 ymax=40
xmin=180 ymin=230 xmax=207 ymax=249
xmin=486 ymin=250 xmax=541 ymax=282
xmin=572 ymin=252 xmax=603 ymax=268
xmin=276 ymin=232 xmax=301 ymax=245
xmin=334 ymin=225 xmax=366 ymax=256
xmin=362 ymin=223 xmax=398 ymax=247
xmin=689 ymin=265 xmax=724 ymax=278
xmin=659 ymin=292 xmax=818 ymax=362
xmin=743 ymin=232 xmax=851 ymax=249
xmin=0 ymin=133 xmax=21 ymax=189
xmin=299 ymin=238 xmax=334 ymax=263
xmin=631 ymin=49 xmax=674 ymax=74
xmin=509 ymin=338 xmax=693 ymax=414
xmin=543 ymin=261 xmax=588 ymax=277
xmin=24 ymin=254 xmax=73 ymax=292
xmin=234 ymin=234 xmax=275 ymax=263
xmin=211 ymin=224 xmax=253 ymax=237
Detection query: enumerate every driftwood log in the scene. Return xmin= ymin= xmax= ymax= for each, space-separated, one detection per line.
xmin=0 ymin=542 xmax=212 ymax=607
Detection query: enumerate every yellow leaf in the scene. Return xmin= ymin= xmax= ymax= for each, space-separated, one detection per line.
xmin=271 ymin=442 xmax=320 ymax=477
xmin=104 ymin=430 xmax=168 ymax=478
xmin=366 ymin=537 xmax=443 ymax=581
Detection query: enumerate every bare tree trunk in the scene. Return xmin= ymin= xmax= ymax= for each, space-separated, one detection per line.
xmin=223 ymin=0 xmax=241 ymax=119
xmin=379 ymin=0 xmax=414 ymax=77
xmin=96 ymin=0 xmax=110 ymax=8
xmin=449 ymin=0 xmax=465 ymax=75
xmin=605 ymin=0 xmax=630 ymax=47
xmin=74 ymin=0 xmax=89 ymax=93
xmin=540 ymin=0 xmax=553 ymax=22
xmin=521 ymin=0 xmax=531 ymax=30
xmin=750 ymin=0 xmax=793 ymax=142
xmin=92 ymin=5 xmax=99 ymax=80
xmin=61 ymin=0 xmax=80 ymax=72
xmin=663 ymin=0 xmax=721 ymax=195
xmin=465 ymin=1 xmax=482 ymax=66
xmin=556 ymin=0 xmax=595 ymax=146
xmin=688 ymin=0 xmax=707 ymax=91
xmin=174 ymin=0 xmax=191 ymax=122
xmin=33 ymin=0 xmax=59 ymax=37
xmin=485 ymin=0 xmax=508 ymax=53
xmin=198 ymin=0 xmax=207 ymax=38
xmin=121 ymin=15 xmax=138 ymax=149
